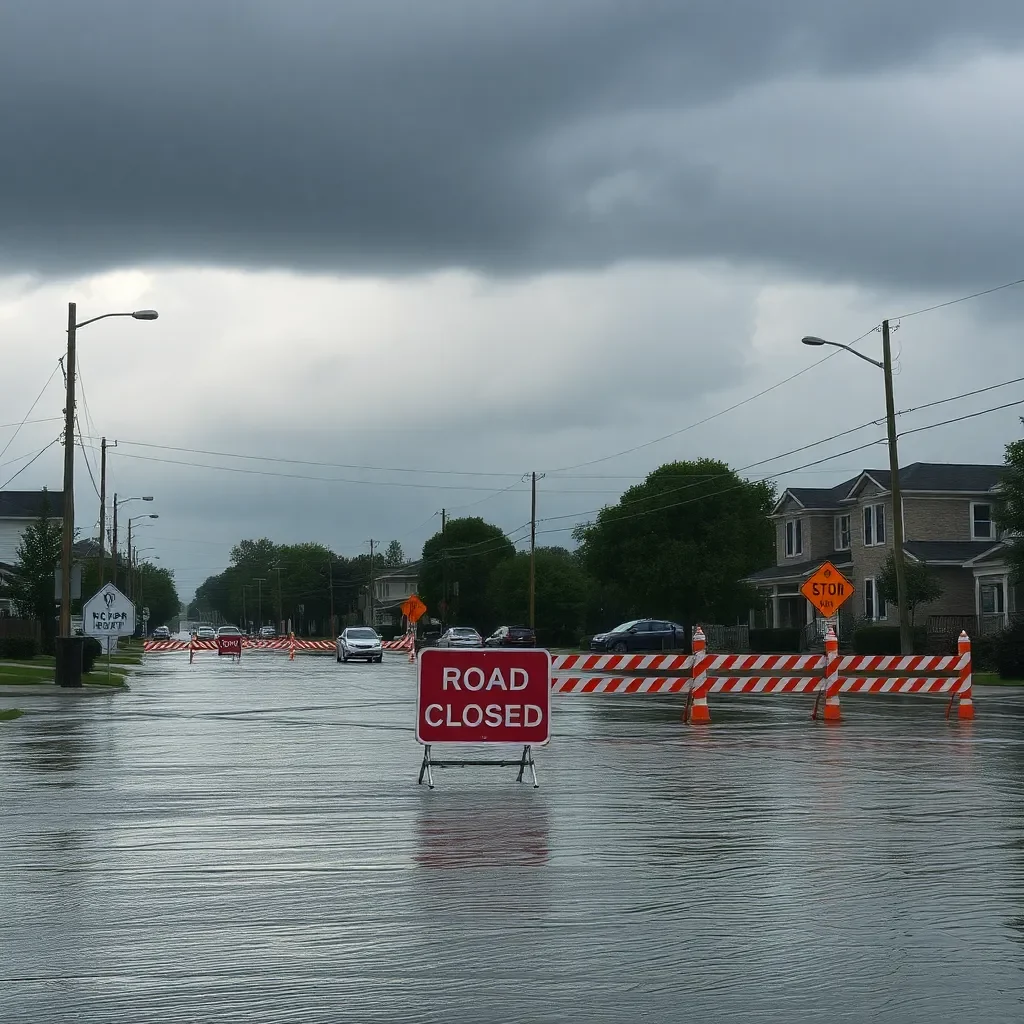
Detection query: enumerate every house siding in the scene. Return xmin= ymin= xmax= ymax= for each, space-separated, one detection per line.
xmin=904 ymin=496 xmax=981 ymax=542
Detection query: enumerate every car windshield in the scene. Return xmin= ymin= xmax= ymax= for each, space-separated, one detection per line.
xmin=347 ymin=628 xmax=378 ymax=639
xmin=611 ymin=620 xmax=640 ymax=633
xmin=452 ymin=628 xmax=478 ymax=636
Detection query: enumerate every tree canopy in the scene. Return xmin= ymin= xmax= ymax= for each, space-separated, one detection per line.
xmin=574 ymin=459 xmax=775 ymax=628
xmin=876 ymin=551 xmax=944 ymax=625
xmin=997 ymin=423 xmax=1024 ymax=582
xmin=418 ymin=517 xmax=515 ymax=632
xmin=5 ymin=492 xmax=62 ymax=651
xmin=486 ymin=547 xmax=590 ymax=644
xmin=384 ymin=540 xmax=406 ymax=567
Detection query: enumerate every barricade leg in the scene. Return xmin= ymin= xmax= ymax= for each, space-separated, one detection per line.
xmin=685 ymin=626 xmax=711 ymax=724
xmin=289 ymin=631 xmax=295 ymax=661
xmin=955 ymin=631 xmax=975 ymax=721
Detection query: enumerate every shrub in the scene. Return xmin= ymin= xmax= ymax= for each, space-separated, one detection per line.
xmin=0 ymin=636 xmax=39 ymax=659
xmin=995 ymin=620 xmax=1024 ymax=680
xmin=82 ymin=637 xmax=103 ymax=674
xmin=852 ymin=625 xmax=928 ymax=655
xmin=749 ymin=628 xmax=801 ymax=653
xmin=970 ymin=633 xmax=999 ymax=672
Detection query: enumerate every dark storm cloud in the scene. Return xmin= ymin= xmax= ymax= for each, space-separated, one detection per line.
xmin=2 ymin=0 xmax=1024 ymax=285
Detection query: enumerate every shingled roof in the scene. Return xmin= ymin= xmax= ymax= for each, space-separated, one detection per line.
xmin=0 ymin=489 xmax=63 ymax=518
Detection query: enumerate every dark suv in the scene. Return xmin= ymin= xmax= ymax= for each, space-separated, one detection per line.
xmin=589 ymin=619 xmax=688 ymax=653
xmin=485 ymin=625 xmax=537 ymax=648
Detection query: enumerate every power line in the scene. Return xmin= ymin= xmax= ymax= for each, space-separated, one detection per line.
xmin=0 ymin=416 xmax=63 ymax=432
xmin=93 ymin=437 xmax=526 ymax=479
xmin=541 ymin=325 xmax=880 ymax=474
xmin=899 ymin=396 xmax=1024 ymax=439
xmin=0 ymin=436 xmax=62 ymax=490
xmin=0 ymin=362 xmax=61 ymax=464
xmin=892 ymin=275 xmax=1024 ymax=321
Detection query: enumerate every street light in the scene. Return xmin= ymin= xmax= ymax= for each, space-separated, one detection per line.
xmin=59 ymin=303 xmax=158 ymax=687
xmin=111 ymin=496 xmax=154 ymax=586
xmin=801 ymin=320 xmax=911 ymax=653
xmin=126 ymin=513 xmax=159 ymax=595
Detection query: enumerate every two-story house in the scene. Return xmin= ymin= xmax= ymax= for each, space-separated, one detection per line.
xmin=745 ymin=463 xmax=1015 ymax=640
xmin=367 ymin=564 xmax=420 ymax=628
xmin=0 ymin=489 xmax=63 ymax=616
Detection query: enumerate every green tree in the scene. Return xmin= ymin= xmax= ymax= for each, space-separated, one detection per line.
xmin=487 ymin=547 xmax=591 ymax=645
xmin=575 ymin=459 xmax=775 ymax=630
xmin=418 ymin=517 xmax=515 ymax=632
xmin=384 ymin=539 xmax=406 ymax=567
xmin=997 ymin=425 xmax=1024 ymax=582
xmin=876 ymin=551 xmax=944 ymax=626
xmin=6 ymin=492 xmax=62 ymax=652
xmin=136 ymin=563 xmax=180 ymax=631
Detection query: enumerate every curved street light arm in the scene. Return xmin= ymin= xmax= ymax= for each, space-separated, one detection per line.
xmin=801 ymin=336 xmax=884 ymax=369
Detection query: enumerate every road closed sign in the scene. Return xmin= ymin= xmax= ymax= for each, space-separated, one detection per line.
xmin=417 ymin=648 xmax=551 ymax=746
xmin=82 ymin=583 xmax=136 ymax=637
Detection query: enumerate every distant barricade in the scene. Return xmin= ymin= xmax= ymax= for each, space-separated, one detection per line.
xmin=144 ymin=634 xmax=413 ymax=654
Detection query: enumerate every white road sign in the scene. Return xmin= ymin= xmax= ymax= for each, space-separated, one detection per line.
xmin=82 ymin=583 xmax=136 ymax=638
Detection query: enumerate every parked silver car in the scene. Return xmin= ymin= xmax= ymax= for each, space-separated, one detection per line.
xmin=436 ymin=627 xmax=483 ymax=648
xmin=337 ymin=627 xmax=383 ymax=663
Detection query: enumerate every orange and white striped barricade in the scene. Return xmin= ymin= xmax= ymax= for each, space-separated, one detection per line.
xmin=550 ymin=629 xmax=975 ymax=723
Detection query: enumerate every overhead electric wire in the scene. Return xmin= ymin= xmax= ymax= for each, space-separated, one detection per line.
xmin=0 ymin=362 xmax=61 ymax=463
xmin=892 ymin=275 xmax=1024 ymax=320
xmin=541 ymin=325 xmax=882 ymax=474
xmin=0 ymin=436 xmax=61 ymax=489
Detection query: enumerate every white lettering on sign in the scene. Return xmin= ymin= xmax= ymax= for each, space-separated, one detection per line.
xmin=424 ymin=703 xmax=545 ymax=729
xmin=439 ymin=666 xmax=531 ymax=691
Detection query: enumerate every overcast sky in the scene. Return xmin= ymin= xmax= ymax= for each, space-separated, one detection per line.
xmin=2 ymin=0 xmax=1023 ymax=599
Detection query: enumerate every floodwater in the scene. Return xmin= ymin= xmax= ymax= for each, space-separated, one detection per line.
xmin=2 ymin=653 xmax=1024 ymax=1023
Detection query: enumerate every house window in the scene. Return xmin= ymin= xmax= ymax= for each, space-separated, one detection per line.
xmin=785 ymin=519 xmax=803 ymax=557
xmin=971 ymin=503 xmax=993 ymax=540
xmin=863 ymin=504 xmax=885 ymax=546
xmin=834 ymin=515 xmax=851 ymax=551
xmin=864 ymin=578 xmax=887 ymax=621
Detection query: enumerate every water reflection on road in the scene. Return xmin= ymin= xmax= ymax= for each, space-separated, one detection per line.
xmin=2 ymin=653 xmax=1023 ymax=1022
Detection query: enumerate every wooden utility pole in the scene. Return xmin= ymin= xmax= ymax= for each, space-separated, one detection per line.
xmin=368 ymin=539 xmax=377 ymax=627
xmin=59 ymin=302 xmax=77 ymax=645
xmin=881 ymin=319 xmax=912 ymax=654
xmin=111 ymin=493 xmax=119 ymax=586
xmin=440 ymin=509 xmax=447 ymax=631
xmin=529 ymin=472 xmax=537 ymax=630
xmin=99 ymin=437 xmax=107 ymax=580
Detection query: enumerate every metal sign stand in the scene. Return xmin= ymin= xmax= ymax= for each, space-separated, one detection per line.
xmin=417 ymin=744 xmax=539 ymax=790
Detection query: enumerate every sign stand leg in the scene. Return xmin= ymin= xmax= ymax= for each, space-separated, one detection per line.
xmin=418 ymin=744 xmax=436 ymax=789
xmin=515 ymin=745 xmax=539 ymax=788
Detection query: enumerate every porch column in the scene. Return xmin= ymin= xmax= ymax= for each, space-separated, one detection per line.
xmin=772 ymin=586 xmax=780 ymax=630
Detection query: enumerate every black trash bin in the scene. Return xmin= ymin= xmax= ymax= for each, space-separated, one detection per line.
xmin=55 ymin=636 xmax=86 ymax=688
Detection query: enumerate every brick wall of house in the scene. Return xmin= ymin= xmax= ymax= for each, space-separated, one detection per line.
xmin=807 ymin=514 xmax=836 ymax=561
xmin=849 ymin=494 xmax=894 ymax=620
xmin=903 ymin=496 xmax=978 ymax=541
xmin=917 ymin=567 xmax=976 ymax=620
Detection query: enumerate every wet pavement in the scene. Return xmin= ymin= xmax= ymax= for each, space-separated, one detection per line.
xmin=2 ymin=653 xmax=1024 ymax=1023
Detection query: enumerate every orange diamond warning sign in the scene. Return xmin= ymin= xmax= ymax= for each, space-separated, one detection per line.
xmin=401 ymin=594 xmax=428 ymax=624
xmin=800 ymin=561 xmax=854 ymax=618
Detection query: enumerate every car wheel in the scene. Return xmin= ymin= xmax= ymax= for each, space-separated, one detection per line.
xmin=612 ymin=641 xmax=627 ymax=653
xmin=336 ymin=652 xmax=342 ymax=663
xmin=375 ymin=656 xmax=383 ymax=663
xmin=342 ymin=652 xmax=349 ymax=663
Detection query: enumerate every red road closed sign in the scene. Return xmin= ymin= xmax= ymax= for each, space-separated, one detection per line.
xmin=217 ymin=635 xmax=242 ymax=657
xmin=417 ymin=648 xmax=551 ymax=745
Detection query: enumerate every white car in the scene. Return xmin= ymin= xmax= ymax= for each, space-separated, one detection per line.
xmin=217 ymin=625 xmax=242 ymax=637
xmin=195 ymin=626 xmax=216 ymax=640
xmin=259 ymin=626 xmax=276 ymax=639
xmin=337 ymin=627 xmax=383 ymax=663
xmin=436 ymin=627 xmax=483 ymax=648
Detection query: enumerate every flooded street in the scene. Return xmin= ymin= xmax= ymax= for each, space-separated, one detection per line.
xmin=2 ymin=654 xmax=1024 ymax=1022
